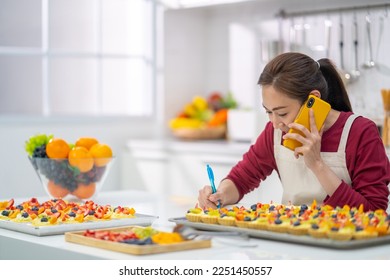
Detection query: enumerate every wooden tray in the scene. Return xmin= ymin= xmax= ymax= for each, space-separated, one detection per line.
xmin=65 ymin=226 xmax=211 ymax=255
xmin=169 ymin=217 xmax=390 ymax=250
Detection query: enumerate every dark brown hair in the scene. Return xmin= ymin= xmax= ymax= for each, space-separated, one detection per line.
xmin=258 ymin=52 xmax=352 ymax=112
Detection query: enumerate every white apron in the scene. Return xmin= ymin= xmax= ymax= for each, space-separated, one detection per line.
xmin=274 ymin=114 xmax=359 ymax=205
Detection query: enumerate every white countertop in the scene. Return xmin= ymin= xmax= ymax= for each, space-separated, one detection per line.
xmin=1 ymin=190 xmax=390 ymax=260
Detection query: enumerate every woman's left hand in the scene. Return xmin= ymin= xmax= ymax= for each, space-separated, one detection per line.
xmin=283 ymin=109 xmax=324 ymax=170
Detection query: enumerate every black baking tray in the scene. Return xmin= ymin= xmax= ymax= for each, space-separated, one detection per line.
xmin=169 ymin=217 xmax=390 ymax=249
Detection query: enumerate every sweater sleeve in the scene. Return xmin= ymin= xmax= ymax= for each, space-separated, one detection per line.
xmin=226 ymin=122 xmax=278 ymax=202
xmin=324 ymin=117 xmax=390 ymax=211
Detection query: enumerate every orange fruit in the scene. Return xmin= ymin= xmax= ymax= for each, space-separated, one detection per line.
xmin=68 ymin=147 xmax=94 ymax=173
xmin=75 ymin=137 xmax=99 ymax=150
xmin=72 ymin=183 xmax=96 ymax=199
xmin=47 ymin=180 xmax=69 ymax=198
xmin=89 ymin=143 xmax=113 ymax=167
xmin=46 ymin=138 xmax=70 ymax=159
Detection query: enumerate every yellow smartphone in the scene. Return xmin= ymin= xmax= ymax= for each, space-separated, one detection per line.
xmin=283 ymin=95 xmax=331 ymax=151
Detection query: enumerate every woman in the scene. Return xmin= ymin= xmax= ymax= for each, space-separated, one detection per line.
xmin=198 ymin=52 xmax=390 ymax=211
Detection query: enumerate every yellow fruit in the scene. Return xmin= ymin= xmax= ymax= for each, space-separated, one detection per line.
xmin=184 ymin=103 xmax=197 ymax=117
xmin=73 ymin=183 xmax=96 ymax=199
xmin=169 ymin=118 xmax=204 ymax=129
xmin=89 ymin=143 xmax=113 ymax=167
xmin=46 ymin=138 xmax=70 ymax=159
xmin=75 ymin=137 xmax=98 ymax=150
xmin=192 ymin=96 xmax=208 ymax=111
xmin=68 ymin=146 xmax=94 ymax=173
xmin=47 ymin=180 xmax=69 ymax=198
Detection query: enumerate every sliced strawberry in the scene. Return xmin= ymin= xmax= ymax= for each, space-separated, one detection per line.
xmin=6 ymin=198 xmax=14 ymax=209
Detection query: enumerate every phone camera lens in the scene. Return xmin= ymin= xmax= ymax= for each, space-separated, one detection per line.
xmin=307 ymin=98 xmax=314 ymax=108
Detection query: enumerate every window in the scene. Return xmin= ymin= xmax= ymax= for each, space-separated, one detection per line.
xmin=0 ymin=0 xmax=157 ymax=117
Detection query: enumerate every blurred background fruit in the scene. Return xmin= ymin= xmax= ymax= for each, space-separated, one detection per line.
xmin=169 ymin=91 xmax=238 ymax=140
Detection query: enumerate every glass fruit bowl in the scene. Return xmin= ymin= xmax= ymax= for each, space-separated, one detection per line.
xmin=29 ymin=156 xmax=115 ymax=200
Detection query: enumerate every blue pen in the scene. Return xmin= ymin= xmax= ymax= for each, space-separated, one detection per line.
xmin=206 ymin=164 xmax=220 ymax=208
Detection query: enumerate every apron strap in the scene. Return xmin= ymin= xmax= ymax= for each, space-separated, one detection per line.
xmin=337 ymin=114 xmax=360 ymax=153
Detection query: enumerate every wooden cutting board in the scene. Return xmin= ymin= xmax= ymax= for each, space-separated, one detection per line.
xmin=65 ymin=226 xmax=211 ymax=255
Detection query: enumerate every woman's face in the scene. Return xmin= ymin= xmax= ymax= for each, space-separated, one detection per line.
xmin=262 ymin=85 xmax=302 ymax=133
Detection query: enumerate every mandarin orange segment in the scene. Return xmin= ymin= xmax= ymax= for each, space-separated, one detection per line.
xmin=89 ymin=143 xmax=113 ymax=167
xmin=46 ymin=138 xmax=71 ymax=159
xmin=75 ymin=137 xmax=99 ymax=150
xmin=68 ymin=146 xmax=94 ymax=173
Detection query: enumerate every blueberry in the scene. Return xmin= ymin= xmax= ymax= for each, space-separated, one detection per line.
xmin=244 ymin=216 xmax=251 ymax=221
xmin=88 ymin=210 xmax=95 ymax=215
xmin=293 ymin=220 xmax=301 ymax=227
xmin=68 ymin=211 xmax=76 ymax=217
xmin=269 ymin=205 xmax=275 ymax=211
xmin=16 ymin=205 xmax=24 ymax=210
xmin=311 ymin=224 xmax=319 ymax=230
xmin=312 ymin=214 xmax=319 ymax=219
xmin=274 ymin=218 xmax=282 ymax=225
xmin=300 ymin=204 xmax=308 ymax=211
xmin=51 ymin=208 xmax=58 ymax=213
xmin=331 ymin=214 xmax=337 ymax=219
xmin=22 ymin=212 xmax=29 ymax=218
xmin=355 ymin=226 xmax=363 ymax=232
xmin=1 ymin=210 xmax=10 ymax=216
xmin=143 ymin=237 xmax=153 ymax=245
xmin=31 ymin=206 xmax=39 ymax=212
xmin=386 ymin=215 xmax=390 ymax=221
xmin=250 ymin=204 xmax=257 ymax=211
xmin=220 ymin=214 xmax=226 ymax=218
xmin=331 ymin=227 xmax=339 ymax=232
xmin=368 ymin=213 xmax=374 ymax=219
xmin=40 ymin=217 xmax=48 ymax=222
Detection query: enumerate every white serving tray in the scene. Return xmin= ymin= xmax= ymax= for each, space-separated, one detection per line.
xmin=0 ymin=214 xmax=157 ymax=236
xmin=169 ymin=217 xmax=390 ymax=249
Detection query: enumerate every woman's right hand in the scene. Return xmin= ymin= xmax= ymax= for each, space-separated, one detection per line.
xmin=197 ymin=179 xmax=240 ymax=209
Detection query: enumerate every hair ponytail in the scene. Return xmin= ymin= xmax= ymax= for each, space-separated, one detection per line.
xmin=318 ymin=58 xmax=352 ymax=112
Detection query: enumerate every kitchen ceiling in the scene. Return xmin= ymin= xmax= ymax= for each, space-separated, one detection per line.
xmin=161 ymin=0 xmax=257 ymax=9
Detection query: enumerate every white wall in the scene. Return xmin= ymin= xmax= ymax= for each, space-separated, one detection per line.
xmin=2 ymin=0 xmax=389 ymax=199
xmin=164 ymin=0 xmax=390 ymax=129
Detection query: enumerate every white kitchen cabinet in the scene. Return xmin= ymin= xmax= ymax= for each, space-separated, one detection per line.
xmin=122 ymin=139 xmax=283 ymax=205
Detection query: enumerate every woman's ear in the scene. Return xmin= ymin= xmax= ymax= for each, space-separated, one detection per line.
xmin=309 ymin=90 xmax=321 ymax=98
